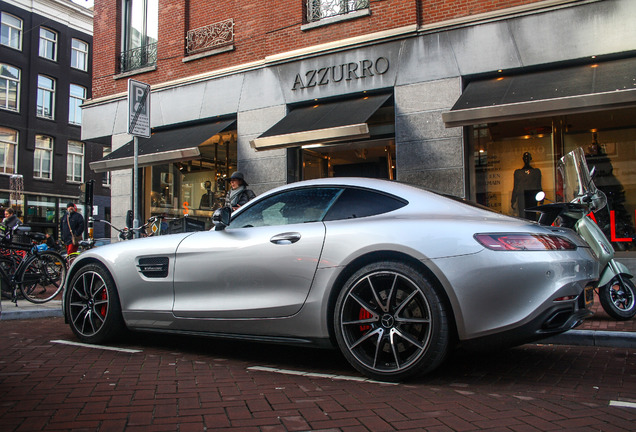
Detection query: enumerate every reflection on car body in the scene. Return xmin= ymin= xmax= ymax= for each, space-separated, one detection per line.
xmin=63 ymin=177 xmax=599 ymax=382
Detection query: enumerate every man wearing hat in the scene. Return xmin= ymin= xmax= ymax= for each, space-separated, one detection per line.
xmin=60 ymin=202 xmax=85 ymax=254
xmin=225 ymin=172 xmax=256 ymax=211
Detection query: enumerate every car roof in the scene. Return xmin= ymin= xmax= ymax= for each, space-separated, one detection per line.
xmin=262 ymin=177 xmax=426 ymax=198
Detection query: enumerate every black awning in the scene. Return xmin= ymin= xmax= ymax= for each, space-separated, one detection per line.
xmin=442 ymin=57 xmax=636 ymax=128
xmin=250 ymin=93 xmax=392 ymax=150
xmin=90 ymin=119 xmax=236 ymax=172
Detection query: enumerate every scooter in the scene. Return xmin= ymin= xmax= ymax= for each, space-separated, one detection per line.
xmin=527 ymin=147 xmax=635 ymax=320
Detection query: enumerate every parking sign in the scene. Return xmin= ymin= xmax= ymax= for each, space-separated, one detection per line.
xmin=128 ymin=79 xmax=151 ymax=138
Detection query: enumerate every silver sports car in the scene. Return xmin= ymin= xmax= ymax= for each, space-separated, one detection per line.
xmin=63 ymin=178 xmax=599 ymax=382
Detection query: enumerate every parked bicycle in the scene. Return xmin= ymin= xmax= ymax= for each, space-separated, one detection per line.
xmin=0 ymin=225 xmax=67 ymax=304
xmin=94 ymin=214 xmax=168 ymax=241
xmin=64 ymin=215 xmax=169 ymax=268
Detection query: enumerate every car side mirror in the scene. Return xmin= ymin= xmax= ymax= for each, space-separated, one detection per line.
xmin=212 ymin=207 xmax=231 ymax=230
xmin=126 ymin=210 xmax=134 ymax=229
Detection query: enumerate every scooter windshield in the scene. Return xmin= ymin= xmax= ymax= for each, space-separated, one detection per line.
xmin=558 ymin=147 xmax=607 ymax=211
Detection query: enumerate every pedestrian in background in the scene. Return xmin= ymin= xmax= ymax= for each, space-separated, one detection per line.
xmin=2 ymin=207 xmax=21 ymax=231
xmin=60 ymin=203 xmax=84 ymax=254
xmin=225 ymin=172 xmax=256 ymax=211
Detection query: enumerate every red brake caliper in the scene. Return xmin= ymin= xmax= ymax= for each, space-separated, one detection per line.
xmin=99 ymin=289 xmax=107 ymax=317
xmin=359 ymin=308 xmax=371 ymax=332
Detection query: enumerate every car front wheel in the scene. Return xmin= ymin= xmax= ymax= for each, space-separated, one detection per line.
xmin=334 ymin=261 xmax=450 ymax=382
xmin=65 ymin=263 xmax=126 ymax=344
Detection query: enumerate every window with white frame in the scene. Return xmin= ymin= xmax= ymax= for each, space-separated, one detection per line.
xmin=36 ymin=75 xmax=55 ymax=119
xmin=1 ymin=12 xmax=22 ymax=50
xmin=39 ymin=27 xmax=57 ymax=61
xmin=71 ymin=38 xmax=89 ymax=71
xmin=67 ymin=141 xmax=84 ymax=183
xmin=102 ymin=146 xmax=111 ymax=186
xmin=0 ymin=127 xmax=18 ymax=174
xmin=34 ymin=135 xmax=53 ymax=180
xmin=0 ymin=63 xmax=20 ymax=112
xmin=307 ymin=0 xmax=369 ymax=23
xmin=69 ymin=84 xmax=85 ymax=125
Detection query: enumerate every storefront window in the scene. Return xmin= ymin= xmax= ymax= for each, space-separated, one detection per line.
xmin=145 ymin=131 xmax=237 ymax=230
xmin=470 ymin=107 xmax=636 ymax=252
xmin=25 ymin=195 xmax=56 ymax=223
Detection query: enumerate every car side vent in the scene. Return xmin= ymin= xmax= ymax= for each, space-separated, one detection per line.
xmin=137 ymin=257 xmax=169 ymax=278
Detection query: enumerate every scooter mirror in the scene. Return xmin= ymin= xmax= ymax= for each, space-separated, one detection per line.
xmin=535 ymin=191 xmax=546 ymax=202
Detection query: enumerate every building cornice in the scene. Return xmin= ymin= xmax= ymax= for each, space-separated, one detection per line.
xmin=3 ymin=0 xmax=93 ymax=34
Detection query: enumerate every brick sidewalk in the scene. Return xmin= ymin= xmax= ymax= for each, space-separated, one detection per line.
xmin=577 ymin=291 xmax=636 ymax=332
xmin=0 ymin=317 xmax=635 ymax=432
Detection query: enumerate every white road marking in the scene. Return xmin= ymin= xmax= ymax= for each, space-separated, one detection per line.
xmin=247 ymin=366 xmax=399 ymax=385
xmin=610 ymin=400 xmax=636 ymax=409
xmin=51 ymin=340 xmax=142 ymax=353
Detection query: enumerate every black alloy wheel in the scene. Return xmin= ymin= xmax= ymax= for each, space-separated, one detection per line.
xmin=66 ymin=263 xmax=126 ymax=344
xmin=334 ymin=261 xmax=450 ymax=382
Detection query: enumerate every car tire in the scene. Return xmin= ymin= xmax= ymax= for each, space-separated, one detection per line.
xmin=65 ymin=263 xmax=126 ymax=344
xmin=334 ymin=261 xmax=450 ymax=382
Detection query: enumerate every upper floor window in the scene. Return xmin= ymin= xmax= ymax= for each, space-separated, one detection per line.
xmin=307 ymin=0 xmax=369 ymax=23
xmin=0 ymin=64 xmax=20 ymax=112
xmin=121 ymin=0 xmax=158 ymax=73
xmin=1 ymin=12 xmax=22 ymax=50
xmin=102 ymin=146 xmax=111 ymax=186
xmin=37 ymin=75 xmax=55 ymax=119
xmin=39 ymin=27 xmax=57 ymax=61
xmin=69 ymin=84 xmax=86 ymax=125
xmin=34 ymin=135 xmax=53 ymax=180
xmin=71 ymin=38 xmax=89 ymax=71
xmin=0 ymin=127 xmax=18 ymax=174
xmin=67 ymin=141 xmax=84 ymax=183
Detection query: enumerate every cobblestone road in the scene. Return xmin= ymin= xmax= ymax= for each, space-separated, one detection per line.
xmin=1 ymin=317 xmax=635 ymax=431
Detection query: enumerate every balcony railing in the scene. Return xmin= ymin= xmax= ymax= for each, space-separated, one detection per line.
xmin=307 ymin=0 xmax=369 ymax=23
xmin=119 ymin=42 xmax=158 ymax=73
xmin=186 ymin=19 xmax=234 ymax=55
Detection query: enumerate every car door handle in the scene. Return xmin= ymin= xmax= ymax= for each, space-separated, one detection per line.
xmin=270 ymin=232 xmax=301 ymax=245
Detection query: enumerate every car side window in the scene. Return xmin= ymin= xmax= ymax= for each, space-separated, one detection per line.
xmin=323 ymin=188 xmax=407 ymax=221
xmin=230 ymin=187 xmax=342 ymax=228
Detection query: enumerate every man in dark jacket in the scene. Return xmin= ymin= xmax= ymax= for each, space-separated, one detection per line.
xmin=60 ymin=202 xmax=84 ymax=254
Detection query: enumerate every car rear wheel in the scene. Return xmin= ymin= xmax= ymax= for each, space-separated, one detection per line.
xmin=334 ymin=261 xmax=450 ymax=382
xmin=65 ymin=263 xmax=126 ymax=344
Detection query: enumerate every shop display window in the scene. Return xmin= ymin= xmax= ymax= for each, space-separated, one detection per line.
xmin=145 ymin=131 xmax=237 ymax=230
xmin=25 ymin=195 xmax=57 ymax=223
xmin=470 ymin=108 xmax=636 ymax=252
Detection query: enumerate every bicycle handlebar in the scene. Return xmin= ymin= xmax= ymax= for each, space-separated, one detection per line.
xmin=92 ymin=215 xmax=172 ymax=240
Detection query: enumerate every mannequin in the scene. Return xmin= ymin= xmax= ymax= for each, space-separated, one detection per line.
xmin=511 ymin=152 xmax=542 ymax=218
xmin=199 ymin=180 xmax=214 ymax=209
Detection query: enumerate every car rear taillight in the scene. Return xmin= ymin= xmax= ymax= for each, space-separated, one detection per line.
xmin=474 ymin=233 xmax=577 ymax=251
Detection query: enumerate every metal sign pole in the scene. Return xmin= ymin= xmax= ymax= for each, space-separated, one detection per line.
xmin=133 ymin=136 xmax=139 ymax=236
xmin=127 ymin=79 xmax=150 ymax=239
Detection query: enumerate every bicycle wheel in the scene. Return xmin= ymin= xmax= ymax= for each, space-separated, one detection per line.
xmin=17 ymin=251 xmax=67 ymax=303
